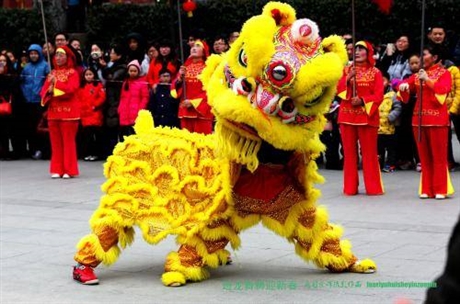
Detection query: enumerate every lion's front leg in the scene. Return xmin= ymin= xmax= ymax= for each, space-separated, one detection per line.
xmin=292 ymin=206 xmax=376 ymax=273
xmin=162 ymin=220 xmax=239 ymax=287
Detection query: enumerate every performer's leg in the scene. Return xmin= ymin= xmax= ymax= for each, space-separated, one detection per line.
xmin=48 ymin=120 xmax=64 ymax=176
xmin=359 ymin=126 xmax=384 ymax=195
xmin=61 ymin=120 xmax=79 ymax=176
xmin=73 ymin=208 xmax=135 ymax=284
xmin=414 ymin=127 xmax=434 ymax=197
xmin=340 ymin=124 xmax=359 ymax=195
xmin=162 ymin=220 xmax=240 ymax=287
xmin=288 ymin=205 xmax=376 ymax=273
xmin=427 ymin=127 xmax=452 ymax=197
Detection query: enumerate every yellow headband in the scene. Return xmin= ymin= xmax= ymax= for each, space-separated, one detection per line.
xmin=56 ymin=48 xmax=66 ymax=54
xmin=355 ymin=41 xmax=368 ymax=49
xmin=195 ymin=40 xmax=204 ymax=48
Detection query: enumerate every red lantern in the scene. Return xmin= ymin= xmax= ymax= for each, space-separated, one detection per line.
xmin=182 ymin=0 xmax=197 ymax=18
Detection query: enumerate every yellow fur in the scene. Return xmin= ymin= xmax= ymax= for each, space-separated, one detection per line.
xmin=74 ymin=1 xmax=376 ymax=286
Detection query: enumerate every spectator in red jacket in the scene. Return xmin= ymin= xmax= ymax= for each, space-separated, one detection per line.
xmin=79 ymin=67 xmax=106 ymax=161
xmin=118 ymin=60 xmax=149 ymax=140
xmin=146 ymin=40 xmax=180 ymax=90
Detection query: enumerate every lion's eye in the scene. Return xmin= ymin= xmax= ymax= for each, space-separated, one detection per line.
xmin=272 ymin=65 xmax=287 ymax=81
xmin=238 ymin=49 xmax=247 ymax=67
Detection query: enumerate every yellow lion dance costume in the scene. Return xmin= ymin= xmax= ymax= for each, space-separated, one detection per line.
xmin=73 ymin=2 xmax=376 ymax=287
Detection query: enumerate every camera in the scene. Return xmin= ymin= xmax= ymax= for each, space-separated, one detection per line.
xmin=91 ymin=51 xmax=101 ymax=60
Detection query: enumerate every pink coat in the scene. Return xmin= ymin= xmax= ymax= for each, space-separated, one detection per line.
xmin=118 ymin=76 xmax=149 ymax=126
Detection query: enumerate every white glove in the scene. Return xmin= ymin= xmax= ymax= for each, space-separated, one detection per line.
xmin=399 ymin=83 xmax=410 ymax=92
xmin=419 ymin=69 xmax=429 ymax=81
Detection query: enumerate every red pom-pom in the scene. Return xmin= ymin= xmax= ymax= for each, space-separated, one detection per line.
xmin=271 ymin=9 xmax=282 ymax=25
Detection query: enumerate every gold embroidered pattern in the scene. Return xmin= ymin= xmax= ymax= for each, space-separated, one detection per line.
xmin=233 ymin=184 xmax=305 ymax=224
xmin=340 ymin=107 xmax=365 ymax=115
xmin=295 ymin=237 xmax=312 ymax=252
xmin=204 ymin=238 xmax=229 ymax=254
xmin=413 ymin=109 xmax=441 ymax=117
xmin=177 ymin=245 xmax=203 ymax=268
xmin=298 ymin=209 xmax=316 ymax=229
xmin=74 ymin=244 xmax=100 ymax=268
xmin=95 ymin=226 xmax=119 ymax=252
xmin=320 ymin=239 xmax=342 ymax=257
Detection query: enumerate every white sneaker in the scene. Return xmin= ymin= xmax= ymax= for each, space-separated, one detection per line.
xmin=62 ymin=174 xmax=71 ymax=179
xmin=84 ymin=156 xmax=91 ymax=161
xmin=51 ymin=173 xmax=60 ymax=179
xmin=435 ymin=194 xmax=446 ymax=200
xmin=419 ymin=193 xmax=429 ymax=199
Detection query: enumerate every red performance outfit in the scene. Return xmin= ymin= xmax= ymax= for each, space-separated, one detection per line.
xmin=40 ymin=46 xmax=80 ymax=177
xmin=337 ymin=42 xmax=384 ymax=195
xmin=398 ymin=63 xmax=454 ymax=198
xmin=173 ymin=41 xmax=214 ymax=135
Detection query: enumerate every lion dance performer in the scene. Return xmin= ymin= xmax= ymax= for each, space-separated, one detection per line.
xmin=72 ymin=2 xmax=377 ymax=286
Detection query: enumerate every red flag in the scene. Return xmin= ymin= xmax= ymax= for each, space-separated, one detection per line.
xmin=372 ymin=0 xmax=392 ymax=14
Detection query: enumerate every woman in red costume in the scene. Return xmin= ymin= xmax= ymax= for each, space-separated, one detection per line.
xmin=337 ymin=41 xmax=384 ymax=195
xmin=40 ymin=46 xmax=80 ymax=179
xmin=173 ymin=40 xmax=214 ymax=134
xmin=398 ymin=44 xmax=454 ymax=199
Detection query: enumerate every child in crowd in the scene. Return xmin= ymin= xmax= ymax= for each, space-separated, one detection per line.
xmin=118 ymin=60 xmax=149 ymax=139
xmin=36 ymin=110 xmax=50 ymax=159
xmin=79 ymin=67 xmax=106 ymax=161
xmin=395 ymin=53 xmax=421 ymax=171
xmin=148 ymin=69 xmax=180 ymax=128
xmin=319 ymin=99 xmax=342 ymax=170
xmin=378 ymin=72 xmax=402 ymax=172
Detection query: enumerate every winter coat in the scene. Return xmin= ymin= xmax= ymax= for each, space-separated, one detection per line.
xmin=20 ymin=44 xmax=50 ymax=104
xmin=102 ymin=61 xmax=127 ymax=128
xmin=79 ymin=82 xmax=106 ymax=127
xmin=387 ymin=53 xmax=411 ymax=82
xmin=118 ymin=76 xmax=149 ymax=126
xmin=378 ymin=91 xmax=401 ymax=135
xmin=148 ymin=83 xmax=180 ymax=128
xmin=447 ymin=65 xmax=460 ymax=115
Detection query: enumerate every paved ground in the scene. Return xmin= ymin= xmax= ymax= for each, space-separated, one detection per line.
xmin=1 ymin=151 xmax=459 ymax=303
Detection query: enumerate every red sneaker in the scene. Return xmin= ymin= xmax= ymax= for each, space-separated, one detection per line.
xmin=73 ymin=265 xmax=99 ymax=285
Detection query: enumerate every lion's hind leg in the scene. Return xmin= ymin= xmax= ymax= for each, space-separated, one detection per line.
xmin=162 ymin=220 xmax=239 ymax=287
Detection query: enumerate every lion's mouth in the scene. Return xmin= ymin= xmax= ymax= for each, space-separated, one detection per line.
xmin=225 ymin=119 xmax=259 ymax=137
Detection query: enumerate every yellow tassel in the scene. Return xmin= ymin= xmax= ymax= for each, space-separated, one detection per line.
xmin=164 ymin=252 xmax=210 ymax=282
xmin=162 ymin=271 xmax=186 ymax=287
xmin=350 ymin=258 xmax=377 ymax=273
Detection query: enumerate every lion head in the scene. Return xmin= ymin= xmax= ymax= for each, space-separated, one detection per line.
xmin=201 ymin=1 xmax=347 ymax=172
